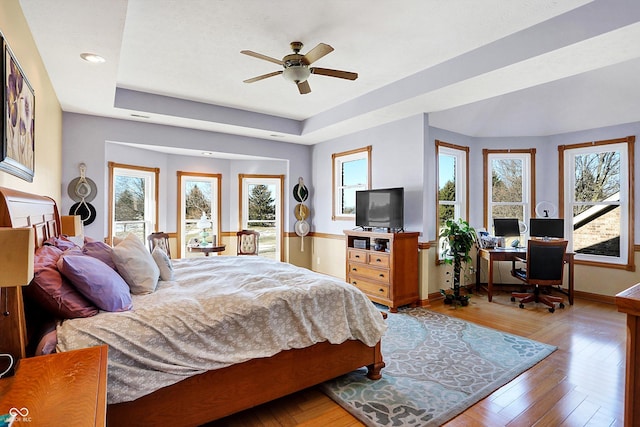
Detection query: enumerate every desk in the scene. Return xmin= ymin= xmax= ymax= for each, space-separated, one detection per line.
xmin=476 ymin=247 xmax=574 ymax=304
xmin=188 ymin=244 xmax=226 ymax=256
xmin=0 ymin=345 xmax=108 ymax=426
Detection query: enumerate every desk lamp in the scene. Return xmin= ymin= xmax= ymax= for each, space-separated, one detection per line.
xmin=196 ymin=212 xmax=212 ymax=246
xmin=0 ymin=227 xmax=34 ymax=378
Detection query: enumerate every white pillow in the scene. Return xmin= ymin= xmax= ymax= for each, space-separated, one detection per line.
xmin=112 ymin=233 xmax=160 ymax=294
xmin=152 ymin=246 xmax=174 ymax=281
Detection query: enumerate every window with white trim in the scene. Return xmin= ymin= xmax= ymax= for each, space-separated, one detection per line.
xmin=178 ymin=172 xmax=220 ymax=258
xmin=437 ymin=141 xmax=469 ymax=259
xmin=560 ymin=136 xmax=634 ymax=268
xmin=484 ymin=149 xmax=535 ymax=237
xmin=108 ymin=162 xmax=158 ymax=245
xmin=332 ymin=146 xmax=371 ymax=220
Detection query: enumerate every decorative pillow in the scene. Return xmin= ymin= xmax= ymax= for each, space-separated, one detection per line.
xmin=152 ymin=246 xmax=174 ymax=281
xmin=57 ymin=254 xmax=133 ymax=312
xmin=112 ymin=233 xmax=160 ymax=294
xmin=25 ymin=246 xmax=99 ymax=319
xmin=82 ymin=240 xmax=117 ymax=270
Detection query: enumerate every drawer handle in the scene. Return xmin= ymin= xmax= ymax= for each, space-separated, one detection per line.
xmin=376 ymin=258 xmax=382 ymax=262
xmin=355 ymin=254 xmax=361 ymax=258
xmin=379 ymin=274 xmax=385 ymax=278
xmin=379 ymin=288 xmax=384 ymax=292
xmin=352 ymin=267 xmax=357 ymax=272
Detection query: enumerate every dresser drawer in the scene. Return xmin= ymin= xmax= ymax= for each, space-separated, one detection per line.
xmin=348 ymin=263 xmax=391 ymax=284
xmin=348 ymin=249 xmax=368 ymax=263
xmin=350 ymin=278 xmax=390 ymax=298
xmin=367 ymin=252 xmax=390 ymax=267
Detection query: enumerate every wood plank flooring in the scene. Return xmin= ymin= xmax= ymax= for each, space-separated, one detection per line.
xmin=206 ymin=290 xmax=627 ymax=426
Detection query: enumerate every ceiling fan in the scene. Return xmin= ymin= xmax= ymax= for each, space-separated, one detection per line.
xmin=241 ymin=41 xmax=358 ymax=95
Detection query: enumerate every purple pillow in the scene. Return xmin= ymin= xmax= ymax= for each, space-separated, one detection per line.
xmin=82 ymin=240 xmax=117 ymax=270
xmin=57 ymin=255 xmax=133 ymax=312
xmin=26 ymin=266 xmax=100 ymax=319
xmin=25 ymin=246 xmax=98 ymax=319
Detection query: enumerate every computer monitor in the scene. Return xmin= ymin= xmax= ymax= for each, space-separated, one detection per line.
xmin=529 ymin=218 xmax=564 ymax=239
xmin=493 ymin=218 xmax=521 ymax=237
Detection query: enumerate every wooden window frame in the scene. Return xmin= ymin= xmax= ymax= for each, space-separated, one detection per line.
xmin=107 ymin=162 xmax=159 ymax=246
xmin=332 ymin=146 xmax=371 ymax=221
xmin=559 ymin=136 xmax=635 ymax=270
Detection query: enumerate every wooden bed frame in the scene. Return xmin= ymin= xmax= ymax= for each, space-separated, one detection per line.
xmin=0 ymin=186 xmax=385 ymax=426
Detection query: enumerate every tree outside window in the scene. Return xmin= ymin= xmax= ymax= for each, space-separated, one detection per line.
xmin=108 ymin=162 xmax=158 ymax=245
xmin=560 ymin=136 xmax=633 ymax=268
xmin=437 ymin=141 xmax=469 ymax=260
xmin=483 ymin=149 xmax=535 ymax=240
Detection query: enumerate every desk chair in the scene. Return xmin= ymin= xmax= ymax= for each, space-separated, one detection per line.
xmin=510 ymin=239 xmax=568 ymax=313
xmin=147 ymin=232 xmax=171 ymax=258
xmin=237 ymin=229 xmax=259 ymax=255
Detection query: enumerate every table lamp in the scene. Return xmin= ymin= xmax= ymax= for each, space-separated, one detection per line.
xmin=0 ymin=227 xmax=34 ymax=378
xmin=196 ymin=212 xmax=212 ymax=245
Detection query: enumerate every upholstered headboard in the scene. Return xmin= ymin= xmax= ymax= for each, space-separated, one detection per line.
xmin=0 ymin=186 xmax=61 ymax=360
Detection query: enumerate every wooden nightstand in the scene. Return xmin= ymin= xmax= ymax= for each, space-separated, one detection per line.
xmin=0 ymin=345 xmax=108 ymax=426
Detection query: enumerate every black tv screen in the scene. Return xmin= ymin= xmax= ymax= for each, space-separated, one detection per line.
xmin=493 ymin=218 xmax=520 ymax=237
xmin=530 ymin=218 xmax=564 ymax=239
xmin=356 ymin=187 xmax=404 ymax=230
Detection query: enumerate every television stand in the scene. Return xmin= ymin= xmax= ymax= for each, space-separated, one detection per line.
xmin=344 ymin=230 xmax=419 ymax=312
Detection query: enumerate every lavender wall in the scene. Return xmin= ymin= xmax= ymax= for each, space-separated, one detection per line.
xmin=62 ymin=113 xmax=307 ymax=241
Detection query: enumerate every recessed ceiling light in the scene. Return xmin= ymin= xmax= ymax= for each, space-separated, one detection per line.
xmin=80 ymin=53 xmax=106 ymax=64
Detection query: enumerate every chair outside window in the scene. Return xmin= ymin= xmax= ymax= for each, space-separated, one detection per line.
xmin=510 ymin=239 xmax=568 ymax=313
xmin=237 ymin=230 xmax=259 ymax=255
xmin=147 ymin=232 xmax=171 ymax=258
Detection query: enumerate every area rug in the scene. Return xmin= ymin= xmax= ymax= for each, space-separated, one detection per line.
xmin=321 ymin=308 xmax=556 ymax=426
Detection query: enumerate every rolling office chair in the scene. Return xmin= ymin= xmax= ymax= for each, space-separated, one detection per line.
xmin=237 ymin=229 xmax=260 ymax=255
xmin=147 ymin=232 xmax=171 ymax=258
xmin=510 ymin=239 xmax=568 ymax=313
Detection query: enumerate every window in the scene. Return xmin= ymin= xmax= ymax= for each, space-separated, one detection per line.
xmin=239 ymin=174 xmax=284 ymax=260
xmin=436 ymin=140 xmax=469 ymax=260
xmin=332 ymin=146 xmax=371 ymax=220
xmin=483 ymin=149 xmax=535 ymax=236
xmin=559 ymin=136 xmax=634 ymax=269
xmin=178 ymin=172 xmax=221 ymax=258
xmin=108 ymin=162 xmax=159 ymax=245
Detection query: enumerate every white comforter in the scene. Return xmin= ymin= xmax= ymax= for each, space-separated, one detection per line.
xmin=56 ymin=256 xmax=387 ymax=404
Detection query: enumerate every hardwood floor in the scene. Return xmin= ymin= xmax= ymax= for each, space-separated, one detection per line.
xmin=207 ymin=290 xmax=627 ymax=426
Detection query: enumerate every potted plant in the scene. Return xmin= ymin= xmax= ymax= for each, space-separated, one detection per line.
xmin=439 ymin=218 xmax=478 ymax=306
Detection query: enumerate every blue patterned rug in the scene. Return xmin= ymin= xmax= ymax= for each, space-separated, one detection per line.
xmin=321 ymin=308 xmax=556 ymax=426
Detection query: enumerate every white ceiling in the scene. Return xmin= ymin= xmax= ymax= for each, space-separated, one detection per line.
xmin=18 ymin=0 xmax=640 ymax=147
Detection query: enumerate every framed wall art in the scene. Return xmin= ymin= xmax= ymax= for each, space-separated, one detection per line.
xmin=1 ymin=34 xmax=35 ymax=182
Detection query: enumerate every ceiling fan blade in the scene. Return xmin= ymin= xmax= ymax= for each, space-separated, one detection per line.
xmin=243 ymin=70 xmax=283 ymax=83
xmin=302 ymin=43 xmax=334 ymax=65
xmin=240 ymin=50 xmax=284 ymax=66
xmin=311 ymin=67 xmax=358 ymax=80
xmin=297 ymin=80 xmax=311 ymax=94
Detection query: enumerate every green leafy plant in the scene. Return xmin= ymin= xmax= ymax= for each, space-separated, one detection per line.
xmin=439 ymin=218 xmax=478 ymax=306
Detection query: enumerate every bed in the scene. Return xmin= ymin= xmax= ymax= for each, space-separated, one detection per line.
xmin=0 ymin=186 xmax=386 ymax=426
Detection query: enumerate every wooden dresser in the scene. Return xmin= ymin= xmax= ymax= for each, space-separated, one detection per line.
xmin=344 ymin=230 xmax=419 ymax=312
xmin=0 ymin=345 xmax=108 ymax=426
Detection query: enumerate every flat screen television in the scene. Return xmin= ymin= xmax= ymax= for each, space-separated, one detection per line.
xmin=493 ymin=218 xmax=521 ymax=237
xmin=355 ymin=187 xmax=404 ymax=231
xmin=529 ymin=218 xmax=564 ymax=239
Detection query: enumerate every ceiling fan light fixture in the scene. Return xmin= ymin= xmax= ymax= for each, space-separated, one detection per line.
xmin=282 ymin=65 xmax=310 ymax=83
